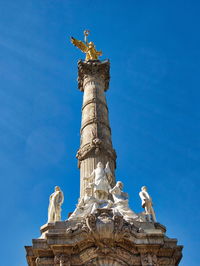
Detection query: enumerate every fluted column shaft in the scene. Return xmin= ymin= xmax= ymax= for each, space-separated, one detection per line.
xmin=76 ymin=60 xmax=116 ymax=197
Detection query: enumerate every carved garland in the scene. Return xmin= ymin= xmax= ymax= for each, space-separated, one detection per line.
xmin=77 ymin=139 xmax=116 ymax=162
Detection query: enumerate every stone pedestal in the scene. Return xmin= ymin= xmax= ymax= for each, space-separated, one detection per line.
xmin=25 ymin=210 xmax=183 ymax=265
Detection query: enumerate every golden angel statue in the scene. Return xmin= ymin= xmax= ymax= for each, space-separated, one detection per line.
xmin=70 ymin=30 xmax=102 ymax=61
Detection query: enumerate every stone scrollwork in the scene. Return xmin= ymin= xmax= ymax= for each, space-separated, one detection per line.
xmin=86 ymin=209 xmax=114 ymax=239
xmin=157 ymin=257 xmax=176 ymax=265
xmin=86 ymin=213 xmax=96 ymax=232
xmin=85 ymin=208 xmax=139 ymax=242
xmin=95 ymin=209 xmax=115 ymax=238
xmin=141 ymin=253 xmax=158 ymax=266
xmin=113 ymin=214 xmax=124 ymax=233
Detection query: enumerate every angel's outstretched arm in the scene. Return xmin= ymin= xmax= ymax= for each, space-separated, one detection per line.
xmin=96 ymin=50 xmax=102 ymax=57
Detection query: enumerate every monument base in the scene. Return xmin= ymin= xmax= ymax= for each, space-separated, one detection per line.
xmin=25 ymin=209 xmax=182 ymax=266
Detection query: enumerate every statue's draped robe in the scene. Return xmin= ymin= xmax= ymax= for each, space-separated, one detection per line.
xmin=69 ymin=195 xmax=97 ymax=220
xmin=48 ymin=191 xmax=64 ymax=222
xmin=111 ymin=185 xmax=138 ymax=221
xmin=92 ymin=167 xmax=111 ymax=195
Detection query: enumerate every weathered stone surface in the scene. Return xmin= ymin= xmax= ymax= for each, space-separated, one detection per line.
xmin=26 ymin=209 xmax=183 ymax=265
xmin=77 ymin=60 xmax=116 ymax=197
xmin=25 ymin=59 xmax=183 ymax=265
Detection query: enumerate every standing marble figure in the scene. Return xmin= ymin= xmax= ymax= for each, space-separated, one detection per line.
xmin=139 ymin=186 xmax=156 ymax=222
xmin=86 ymin=162 xmax=112 ymax=200
xmin=48 ymin=186 xmax=64 ymax=223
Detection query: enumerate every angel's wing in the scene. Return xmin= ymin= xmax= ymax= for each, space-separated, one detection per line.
xmin=71 ymin=37 xmax=88 ymax=53
xmin=105 ymin=162 xmax=113 ymax=183
xmin=105 ymin=162 xmax=111 ymax=174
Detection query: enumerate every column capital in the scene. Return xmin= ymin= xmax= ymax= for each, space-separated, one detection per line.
xmin=78 ymin=60 xmax=110 ymax=91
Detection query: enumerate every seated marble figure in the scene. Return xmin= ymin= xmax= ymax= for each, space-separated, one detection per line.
xmin=109 ymin=181 xmax=142 ymax=222
xmin=68 ymin=186 xmax=97 ymax=220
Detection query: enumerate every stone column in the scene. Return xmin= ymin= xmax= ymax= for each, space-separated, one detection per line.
xmin=76 ymin=60 xmax=117 ymax=197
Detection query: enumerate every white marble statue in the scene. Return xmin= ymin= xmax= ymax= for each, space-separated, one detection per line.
xmin=68 ymin=186 xmax=98 ymax=221
xmin=139 ymin=186 xmax=156 ymax=222
xmin=110 ymin=181 xmax=139 ymax=222
xmin=85 ymin=161 xmax=112 ymax=200
xmin=48 ymin=186 xmax=64 ymax=223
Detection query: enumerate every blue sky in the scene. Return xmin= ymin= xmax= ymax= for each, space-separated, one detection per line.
xmin=0 ymin=1 xmax=199 ymax=265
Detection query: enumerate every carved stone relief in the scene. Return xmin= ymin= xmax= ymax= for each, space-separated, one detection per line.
xmin=78 ymin=60 xmax=110 ymax=92
xmin=141 ymin=253 xmax=158 ymax=266
xmin=54 ymin=255 xmax=71 ymax=266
